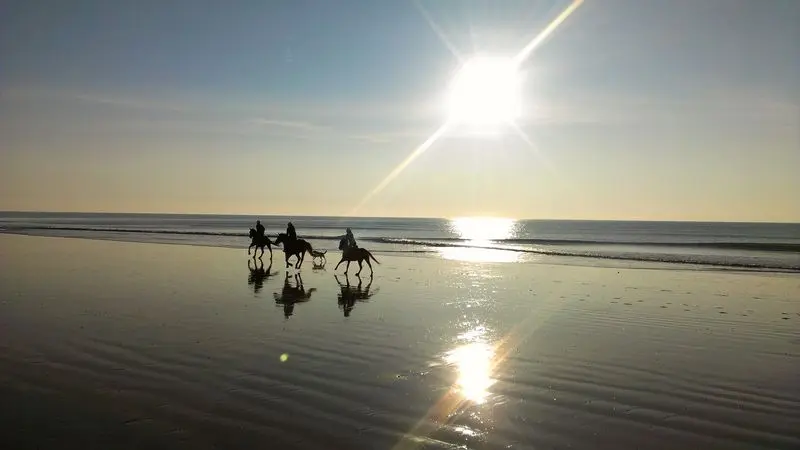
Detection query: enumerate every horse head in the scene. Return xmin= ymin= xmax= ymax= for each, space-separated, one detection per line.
xmin=249 ymin=228 xmax=256 ymax=239
xmin=274 ymin=233 xmax=287 ymax=246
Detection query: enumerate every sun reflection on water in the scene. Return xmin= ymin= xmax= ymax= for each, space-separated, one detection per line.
xmin=444 ymin=326 xmax=497 ymax=404
xmin=439 ymin=246 xmax=520 ymax=263
xmin=450 ymin=217 xmax=517 ymax=242
xmin=441 ymin=217 xmax=521 ymax=263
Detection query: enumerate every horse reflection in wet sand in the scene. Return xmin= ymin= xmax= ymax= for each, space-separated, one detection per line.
xmin=274 ymin=233 xmax=315 ymax=269
xmin=273 ymin=272 xmax=316 ymax=318
xmin=248 ymin=228 xmax=275 ymax=259
xmin=335 ymin=273 xmax=378 ymax=317
xmin=247 ymin=258 xmax=276 ymax=295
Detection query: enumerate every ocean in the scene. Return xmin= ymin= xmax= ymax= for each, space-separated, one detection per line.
xmin=1 ymin=212 xmax=798 ymax=272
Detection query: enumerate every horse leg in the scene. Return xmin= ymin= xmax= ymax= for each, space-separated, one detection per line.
xmin=356 ymin=260 xmax=363 ymax=276
xmin=365 ymin=258 xmax=373 ymax=275
xmin=248 ymin=244 xmax=253 ymax=255
xmin=284 ymin=251 xmax=291 ymax=269
xmin=335 ymin=258 xmax=345 ymax=270
xmin=345 ymin=260 xmax=351 ymax=274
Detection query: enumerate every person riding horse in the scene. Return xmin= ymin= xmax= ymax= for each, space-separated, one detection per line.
xmin=287 ymin=222 xmax=297 ymax=243
xmin=335 ymin=228 xmax=378 ymax=275
xmin=256 ymin=220 xmax=265 ymax=238
xmin=339 ymin=228 xmax=358 ymax=255
xmin=345 ymin=228 xmax=357 ymax=249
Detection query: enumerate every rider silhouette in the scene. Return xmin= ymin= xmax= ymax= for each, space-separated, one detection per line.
xmin=345 ymin=227 xmax=358 ymax=249
xmin=287 ymin=222 xmax=297 ymax=242
xmin=256 ymin=220 xmax=265 ymax=238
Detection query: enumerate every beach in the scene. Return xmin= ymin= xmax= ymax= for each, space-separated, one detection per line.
xmin=1 ymin=233 xmax=798 ymax=449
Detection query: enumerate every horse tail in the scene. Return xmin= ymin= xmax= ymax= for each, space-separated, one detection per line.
xmin=366 ymin=250 xmax=380 ymax=264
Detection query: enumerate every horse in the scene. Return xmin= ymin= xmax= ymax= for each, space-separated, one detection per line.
xmin=334 ymin=243 xmax=380 ymax=276
xmin=248 ymin=228 xmax=275 ymax=259
xmin=273 ymin=232 xmax=315 ymax=269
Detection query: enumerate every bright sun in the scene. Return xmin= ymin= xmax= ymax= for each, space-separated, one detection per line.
xmin=447 ymin=56 xmax=522 ymax=126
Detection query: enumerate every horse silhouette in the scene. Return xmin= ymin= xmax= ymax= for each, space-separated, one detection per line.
xmin=335 ymin=273 xmax=378 ymax=317
xmin=335 ymin=245 xmax=380 ymax=276
xmin=273 ymin=272 xmax=316 ymax=318
xmin=274 ymin=232 xmax=315 ymax=269
xmin=247 ymin=258 xmax=276 ymax=295
xmin=248 ymin=228 xmax=275 ymax=259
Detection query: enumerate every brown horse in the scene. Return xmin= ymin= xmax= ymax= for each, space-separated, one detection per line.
xmin=248 ymin=228 xmax=275 ymax=259
xmin=335 ymin=246 xmax=380 ymax=276
xmin=274 ymin=233 xmax=315 ymax=269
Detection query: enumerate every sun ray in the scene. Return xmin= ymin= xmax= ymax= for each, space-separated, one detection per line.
xmin=508 ymin=121 xmax=559 ymax=176
xmin=350 ymin=121 xmax=451 ymax=215
xmin=513 ymin=0 xmax=585 ymax=66
xmin=413 ymin=0 xmax=464 ymax=63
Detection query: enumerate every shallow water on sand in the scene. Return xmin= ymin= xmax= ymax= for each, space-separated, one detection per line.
xmin=1 ymin=235 xmax=798 ymax=449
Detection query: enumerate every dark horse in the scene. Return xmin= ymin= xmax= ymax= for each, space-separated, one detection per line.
xmin=335 ymin=239 xmax=380 ymax=275
xmin=248 ymin=228 xmax=275 ymax=259
xmin=274 ymin=233 xmax=315 ymax=269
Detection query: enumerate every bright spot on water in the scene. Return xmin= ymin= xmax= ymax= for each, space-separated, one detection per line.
xmin=445 ymin=342 xmax=496 ymax=404
xmin=442 ymin=217 xmax=521 ymax=263
xmin=280 ymin=353 xmax=289 ymax=362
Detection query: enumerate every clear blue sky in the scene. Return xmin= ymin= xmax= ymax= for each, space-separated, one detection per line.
xmin=2 ymin=0 xmax=798 ymax=221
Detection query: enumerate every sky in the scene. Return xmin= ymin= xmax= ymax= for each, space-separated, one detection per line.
xmin=1 ymin=0 xmax=798 ymax=221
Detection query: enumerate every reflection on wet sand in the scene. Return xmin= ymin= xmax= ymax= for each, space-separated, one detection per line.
xmin=334 ymin=273 xmax=379 ymax=317
xmin=273 ymin=272 xmax=316 ymax=318
xmin=444 ymin=327 xmax=496 ymax=405
xmin=247 ymin=257 xmax=276 ymax=295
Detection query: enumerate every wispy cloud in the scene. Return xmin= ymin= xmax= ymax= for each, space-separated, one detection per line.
xmin=1 ymin=87 xmax=191 ymax=113
xmin=248 ymin=117 xmax=393 ymax=143
xmin=247 ymin=118 xmax=328 ymax=132
xmin=524 ymin=89 xmax=799 ymax=127
xmin=2 ymin=86 xmax=419 ymax=143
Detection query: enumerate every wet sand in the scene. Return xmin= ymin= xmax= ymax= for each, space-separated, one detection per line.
xmin=1 ymin=234 xmax=798 ymax=449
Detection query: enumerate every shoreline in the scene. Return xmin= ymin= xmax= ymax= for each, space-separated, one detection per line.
xmin=2 ymin=231 xmax=799 ymax=276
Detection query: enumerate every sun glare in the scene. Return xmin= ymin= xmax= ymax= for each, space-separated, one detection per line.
xmin=450 ymin=217 xmax=517 ymax=242
xmin=440 ymin=217 xmax=521 ymax=263
xmin=352 ymin=0 xmax=585 ymax=216
xmin=447 ymin=56 xmax=522 ymax=126
xmin=444 ymin=326 xmax=497 ymax=405
xmin=445 ymin=342 xmax=495 ymax=404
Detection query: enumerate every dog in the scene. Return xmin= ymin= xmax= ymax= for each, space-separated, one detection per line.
xmin=310 ymin=249 xmax=327 ymax=265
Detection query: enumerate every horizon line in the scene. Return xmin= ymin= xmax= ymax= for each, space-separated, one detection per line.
xmin=0 ymin=210 xmax=797 ymax=225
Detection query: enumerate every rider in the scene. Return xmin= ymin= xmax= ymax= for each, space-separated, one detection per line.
xmin=286 ymin=221 xmax=297 ymax=243
xmin=345 ymin=227 xmax=358 ymax=249
xmin=256 ymin=220 xmax=265 ymax=238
